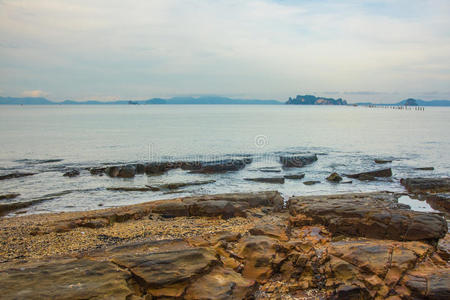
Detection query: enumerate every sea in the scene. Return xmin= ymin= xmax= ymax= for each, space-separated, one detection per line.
xmin=0 ymin=105 xmax=449 ymax=215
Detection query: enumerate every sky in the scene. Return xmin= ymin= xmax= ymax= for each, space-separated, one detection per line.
xmin=0 ymin=0 xmax=449 ymax=103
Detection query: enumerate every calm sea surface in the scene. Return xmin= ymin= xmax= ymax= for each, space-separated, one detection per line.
xmin=0 ymin=105 xmax=449 ymax=215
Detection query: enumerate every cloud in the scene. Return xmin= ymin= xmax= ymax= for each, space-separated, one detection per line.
xmin=0 ymin=0 xmax=449 ymax=103
xmin=21 ymin=90 xmax=48 ymax=98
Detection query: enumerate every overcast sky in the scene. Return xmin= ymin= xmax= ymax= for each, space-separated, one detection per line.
xmin=1 ymin=0 xmax=449 ymax=103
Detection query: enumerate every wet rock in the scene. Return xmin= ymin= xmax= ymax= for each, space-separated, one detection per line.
xmin=288 ymin=192 xmax=447 ymax=241
xmin=327 ymin=172 xmax=343 ymax=183
xmin=284 ymin=173 xmax=305 ymax=180
xmin=244 ymin=177 xmax=285 ymax=184
xmin=105 ymin=165 xmax=136 ymax=178
xmin=345 ymin=168 xmax=392 ymax=180
xmin=158 ymin=180 xmax=216 ymax=190
xmin=0 ymin=193 xmax=20 ymax=200
xmin=190 ymin=158 xmax=249 ymax=173
xmin=144 ymin=162 xmax=172 ymax=175
xmin=107 ymin=187 xmax=152 ymax=192
xmin=118 ymin=165 xmax=136 ymax=178
xmin=414 ymin=167 xmax=434 ymax=171
xmin=424 ymin=193 xmax=450 ymax=213
xmin=89 ymin=167 xmax=106 ymax=175
xmin=0 ymin=172 xmax=35 ymax=181
xmin=135 ymin=163 xmax=145 ymax=174
xmin=113 ymin=248 xmax=219 ymax=298
xmin=280 ymin=154 xmax=318 ymax=168
xmin=63 ymin=169 xmax=80 ymax=177
xmin=374 ymin=159 xmax=392 ymax=164
xmin=0 ymin=258 xmax=133 ymax=299
xmin=401 ymin=177 xmax=450 ymax=193
xmin=304 ymin=180 xmax=320 ymax=185
xmin=105 ymin=166 xmax=120 ymax=177
xmin=259 ymin=167 xmax=281 ymax=173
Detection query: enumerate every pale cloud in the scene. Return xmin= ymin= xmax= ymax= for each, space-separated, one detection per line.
xmin=21 ymin=90 xmax=48 ymax=98
xmin=0 ymin=0 xmax=449 ymax=103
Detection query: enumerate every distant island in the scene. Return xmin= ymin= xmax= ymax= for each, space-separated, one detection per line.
xmin=0 ymin=96 xmax=282 ymax=105
xmin=286 ymin=95 xmax=347 ymax=105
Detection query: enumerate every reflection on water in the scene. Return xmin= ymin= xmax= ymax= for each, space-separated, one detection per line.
xmin=397 ymin=195 xmax=439 ymax=213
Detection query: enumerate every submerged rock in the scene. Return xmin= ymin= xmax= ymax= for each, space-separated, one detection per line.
xmin=284 ymin=173 xmax=305 ymax=180
xmin=0 ymin=193 xmax=20 ymax=200
xmin=244 ymin=177 xmax=285 ymax=184
xmin=107 ymin=187 xmax=152 ymax=192
xmin=345 ymin=168 xmax=392 ymax=180
xmin=280 ymin=154 xmax=318 ymax=168
xmin=414 ymin=167 xmax=435 ymax=171
xmin=401 ymin=177 xmax=450 ymax=193
xmin=105 ymin=165 xmax=136 ymax=178
xmin=304 ymin=180 xmax=320 ymax=185
xmin=63 ymin=169 xmax=80 ymax=177
xmin=190 ymin=158 xmax=250 ymax=173
xmin=259 ymin=167 xmax=282 ymax=173
xmin=158 ymin=180 xmax=216 ymax=190
xmin=326 ymin=172 xmax=343 ymax=183
xmin=89 ymin=167 xmax=106 ymax=175
xmin=0 ymin=172 xmax=35 ymax=181
xmin=374 ymin=159 xmax=392 ymax=164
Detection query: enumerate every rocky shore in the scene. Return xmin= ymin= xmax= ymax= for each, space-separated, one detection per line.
xmin=0 ymin=189 xmax=449 ymax=299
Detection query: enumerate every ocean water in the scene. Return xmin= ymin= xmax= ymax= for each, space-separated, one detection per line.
xmin=0 ymin=105 xmax=449 ymax=215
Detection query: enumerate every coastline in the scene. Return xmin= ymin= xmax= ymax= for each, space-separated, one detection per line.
xmin=1 ymin=190 xmax=449 ymax=299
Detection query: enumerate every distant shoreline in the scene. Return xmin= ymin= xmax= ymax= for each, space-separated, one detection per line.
xmin=1 ymin=95 xmax=450 ymax=106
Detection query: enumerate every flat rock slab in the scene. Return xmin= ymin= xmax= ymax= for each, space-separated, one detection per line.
xmin=244 ymin=177 xmax=285 ymax=184
xmin=401 ymin=177 xmax=450 ymax=193
xmin=345 ymin=168 xmax=392 ymax=180
xmin=113 ymin=248 xmax=217 ymax=286
xmin=288 ymin=192 xmax=447 ymax=241
xmin=0 ymin=258 xmax=133 ymax=299
xmin=151 ymin=191 xmax=283 ymax=218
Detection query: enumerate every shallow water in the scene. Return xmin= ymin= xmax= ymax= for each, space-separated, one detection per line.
xmin=0 ymin=105 xmax=449 ymax=215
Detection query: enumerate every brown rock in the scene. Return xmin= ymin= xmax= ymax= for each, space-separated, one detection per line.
xmin=0 ymin=258 xmax=133 ymax=299
xmin=237 ymin=235 xmax=286 ymax=282
xmin=185 ymin=267 xmax=257 ymax=299
xmin=401 ymin=177 xmax=450 ymax=193
xmin=327 ymin=172 xmax=343 ymax=183
xmin=113 ymin=248 xmax=219 ymax=298
xmin=249 ymin=222 xmax=289 ymax=241
xmin=288 ymin=192 xmax=447 ymax=241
